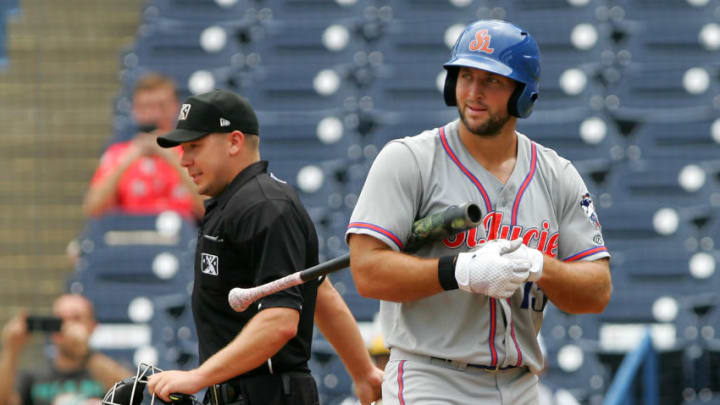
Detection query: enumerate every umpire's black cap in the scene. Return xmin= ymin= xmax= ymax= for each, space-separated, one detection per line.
xmin=157 ymin=89 xmax=259 ymax=148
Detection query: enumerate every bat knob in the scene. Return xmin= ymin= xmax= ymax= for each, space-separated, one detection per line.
xmin=228 ymin=288 xmax=253 ymax=312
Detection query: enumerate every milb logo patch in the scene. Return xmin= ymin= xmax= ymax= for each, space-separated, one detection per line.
xmin=201 ymin=253 xmax=219 ymax=276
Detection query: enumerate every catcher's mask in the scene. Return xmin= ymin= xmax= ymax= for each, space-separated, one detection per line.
xmin=102 ymin=362 xmax=199 ymax=405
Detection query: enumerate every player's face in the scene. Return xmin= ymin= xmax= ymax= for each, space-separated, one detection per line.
xmin=180 ymin=133 xmax=232 ymax=197
xmin=455 ymin=67 xmax=516 ymax=137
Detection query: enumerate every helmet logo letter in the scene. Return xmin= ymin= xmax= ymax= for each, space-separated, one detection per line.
xmin=469 ymin=29 xmax=494 ymax=54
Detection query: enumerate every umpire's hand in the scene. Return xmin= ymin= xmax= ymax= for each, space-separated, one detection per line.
xmin=354 ymin=365 xmax=384 ymax=405
xmin=148 ymin=370 xmax=205 ymax=402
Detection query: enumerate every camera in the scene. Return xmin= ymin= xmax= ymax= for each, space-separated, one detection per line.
xmin=26 ymin=315 xmax=62 ymax=332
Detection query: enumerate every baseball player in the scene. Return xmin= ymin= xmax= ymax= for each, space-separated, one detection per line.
xmin=346 ymin=19 xmax=611 ymax=404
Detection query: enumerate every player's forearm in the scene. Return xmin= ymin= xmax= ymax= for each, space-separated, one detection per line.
xmin=86 ymin=351 xmax=133 ymax=390
xmin=194 ymin=308 xmax=298 ymax=386
xmin=0 ymin=348 xmax=20 ymax=405
xmin=350 ymin=240 xmax=444 ymax=302
xmin=537 ymin=257 xmax=611 ymax=314
xmin=315 ymin=279 xmax=377 ymax=380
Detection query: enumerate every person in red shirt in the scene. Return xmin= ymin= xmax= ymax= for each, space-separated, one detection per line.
xmin=83 ymin=73 xmax=204 ymax=219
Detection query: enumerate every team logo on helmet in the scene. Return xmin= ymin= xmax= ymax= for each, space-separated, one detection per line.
xmin=580 ymin=193 xmax=601 ymax=229
xmin=469 ymin=29 xmax=494 ymax=54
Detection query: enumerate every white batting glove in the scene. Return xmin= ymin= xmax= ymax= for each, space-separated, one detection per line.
xmin=504 ymin=242 xmax=545 ymax=282
xmin=454 ymin=239 xmax=531 ymax=298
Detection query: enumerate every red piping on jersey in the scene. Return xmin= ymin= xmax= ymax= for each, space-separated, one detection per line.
xmin=507 ymin=297 xmax=523 ymax=366
xmin=489 ymin=298 xmax=498 ymax=367
xmin=439 ymin=127 xmax=493 ymax=214
xmin=397 ymin=360 xmax=407 ymax=405
xmin=440 ymin=126 xmax=499 ymax=367
xmin=348 ymin=222 xmax=404 ymax=250
xmin=563 ymin=246 xmax=608 ymax=262
xmin=511 ymin=142 xmax=537 ymax=227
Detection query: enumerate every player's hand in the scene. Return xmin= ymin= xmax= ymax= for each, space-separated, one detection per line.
xmin=504 ymin=243 xmax=544 ymax=282
xmin=147 ymin=370 xmax=205 ymax=402
xmin=353 ymin=365 xmax=383 ymax=405
xmin=1 ymin=310 xmax=30 ymax=353
xmin=454 ymin=239 xmax=531 ymax=298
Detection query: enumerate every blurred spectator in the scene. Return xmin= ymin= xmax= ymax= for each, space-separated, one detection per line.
xmin=367 ymin=334 xmax=389 ymax=373
xmin=0 ymin=294 xmax=133 ymax=405
xmin=83 ymin=73 xmax=204 ymax=219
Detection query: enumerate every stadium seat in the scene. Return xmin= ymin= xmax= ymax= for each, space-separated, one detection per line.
xmin=517 ymin=108 xmax=625 ymax=162
xmin=76 ymin=212 xmax=197 ymax=255
xmin=609 ymin=157 xmax=717 ymax=205
xmin=616 ymin=9 xmax=717 ymax=67
xmin=142 ymin=0 xmax=252 ymax=23
xmin=630 ymin=115 xmax=720 ymax=160
xmin=606 ymin=62 xmax=719 ymax=111
xmin=598 ymin=200 xmax=711 ymax=245
xmin=126 ymin=21 xmax=245 ymax=71
xmin=262 ymin=0 xmax=364 ymax=20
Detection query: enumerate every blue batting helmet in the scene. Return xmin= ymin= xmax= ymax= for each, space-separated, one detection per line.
xmin=443 ymin=19 xmax=541 ymax=118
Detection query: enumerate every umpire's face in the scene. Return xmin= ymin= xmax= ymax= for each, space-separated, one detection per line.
xmin=180 ymin=130 xmax=247 ymax=197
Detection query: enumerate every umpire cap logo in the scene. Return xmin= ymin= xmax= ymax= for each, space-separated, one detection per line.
xmin=201 ymin=253 xmax=219 ymax=276
xmin=178 ymin=104 xmax=192 ymax=120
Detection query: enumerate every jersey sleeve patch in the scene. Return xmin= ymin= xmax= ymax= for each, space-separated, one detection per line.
xmin=580 ymin=192 xmax=601 ymax=229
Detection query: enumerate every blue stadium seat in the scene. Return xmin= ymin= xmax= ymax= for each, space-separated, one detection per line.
xmin=572 ymin=158 xmax=617 ymax=199
xmin=314 ymin=353 xmax=353 ymax=405
xmin=616 ymin=9 xmax=717 ymax=66
xmin=263 ymin=0 xmax=365 ymax=20
xmin=256 ymin=110 xmax=354 ymax=163
xmin=518 ymin=108 xmax=626 ymax=162
xmin=631 ymin=115 xmax=720 ymax=160
xmin=0 ymin=3 xmax=6 ymax=69
xmin=76 ymin=213 xmax=197 ymax=255
xmin=365 ymin=109 xmax=456 ymax=149
xmin=610 ymin=243 xmax=709 ymax=298
xmin=258 ymin=19 xmax=363 ymax=68
xmin=142 ymin=0 xmax=252 ymax=23
xmin=126 ymin=21 xmax=245 ymax=71
xmin=75 ymin=245 xmax=192 ymax=286
xmin=599 ymin=200 xmax=711 ymax=245
xmin=609 ymin=158 xmax=716 ymax=205
xmin=607 ymin=62 xmax=719 ymax=111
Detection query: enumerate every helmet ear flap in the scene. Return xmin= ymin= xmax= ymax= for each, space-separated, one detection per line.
xmin=443 ymin=67 xmax=459 ymax=107
xmin=507 ymin=83 xmax=523 ymax=117
xmin=507 ymin=82 xmax=538 ymax=118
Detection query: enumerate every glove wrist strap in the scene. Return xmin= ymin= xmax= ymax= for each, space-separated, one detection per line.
xmin=438 ymin=255 xmax=459 ymax=291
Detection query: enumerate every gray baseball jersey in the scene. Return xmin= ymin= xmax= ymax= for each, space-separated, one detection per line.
xmin=346 ymin=119 xmax=609 ymax=374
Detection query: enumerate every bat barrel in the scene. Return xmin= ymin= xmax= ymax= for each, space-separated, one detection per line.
xmin=404 ymin=202 xmax=482 ymax=252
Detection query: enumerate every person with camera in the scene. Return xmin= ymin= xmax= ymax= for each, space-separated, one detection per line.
xmin=82 ymin=73 xmax=204 ymax=220
xmin=0 ymin=294 xmax=132 ymax=405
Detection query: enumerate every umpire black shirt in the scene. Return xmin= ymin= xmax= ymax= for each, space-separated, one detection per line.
xmin=192 ymin=160 xmax=320 ymax=379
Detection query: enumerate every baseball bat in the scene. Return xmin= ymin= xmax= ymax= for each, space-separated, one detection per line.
xmin=228 ymin=202 xmax=483 ymax=312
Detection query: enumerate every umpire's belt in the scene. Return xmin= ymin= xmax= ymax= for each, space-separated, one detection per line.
xmin=205 ymin=372 xmax=303 ymax=405
xmin=390 ymin=348 xmax=525 ymax=374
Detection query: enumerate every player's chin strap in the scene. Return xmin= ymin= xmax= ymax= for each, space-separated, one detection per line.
xmin=102 ymin=362 xmax=200 ymax=405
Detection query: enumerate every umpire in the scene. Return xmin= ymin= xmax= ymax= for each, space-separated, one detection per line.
xmin=147 ymin=90 xmax=382 ymax=404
